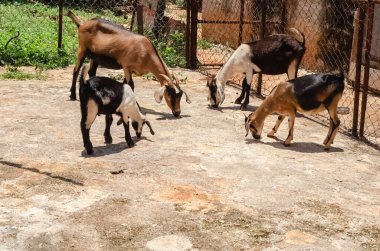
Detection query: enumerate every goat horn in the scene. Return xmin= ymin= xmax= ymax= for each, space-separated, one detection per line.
xmin=159 ymin=74 xmax=172 ymax=85
xmin=145 ymin=121 xmax=155 ymax=135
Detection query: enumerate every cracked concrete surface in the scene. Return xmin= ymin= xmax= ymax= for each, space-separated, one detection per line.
xmin=0 ymin=66 xmax=379 ymax=250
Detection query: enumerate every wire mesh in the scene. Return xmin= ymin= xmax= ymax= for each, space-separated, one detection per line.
xmin=193 ymin=0 xmax=380 ymax=149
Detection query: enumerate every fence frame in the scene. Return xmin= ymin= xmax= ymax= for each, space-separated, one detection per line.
xmin=185 ymin=0 xmax=379 ymax=145
xmin=51 ymin=0 xmax=379 ymax=148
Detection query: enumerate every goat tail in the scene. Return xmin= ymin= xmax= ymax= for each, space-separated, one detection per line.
xmin=79 ymin=65 xmax=89 ymax=88
xmin=336 ymin=68 xmax=345 ymax=81
xmin=67 ymin=10 xmax=82 ymax=28
xmin=288 ymin=27 xmax=305 ymax=47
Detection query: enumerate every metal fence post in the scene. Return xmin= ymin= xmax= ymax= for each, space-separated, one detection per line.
xmin=238 ymin=0 xmax=245 ymax=45
xmin=186 ymin=0 xmax=191 ymax=67
xmin=359 ymin=0 xmax=374 ymax=138
xmin=58 ymin=0 xmax=64 ymax=56
xmin=280 ymin=0 xmax=287 ymax=32
xmin=137 ymin=4 xmax=144 ymax=35
xmin=190 ymin=0 xmax=198 ymax=69
xmin=257 ymin=0 xmax=267 ymax=96
xmin=352 ymin=3 xmax=366 ymax=137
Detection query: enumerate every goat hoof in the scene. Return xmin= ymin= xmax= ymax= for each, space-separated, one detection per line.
xmin=127 ymin=140 xmax=134 ymax=147
xmin=283 ymin=142 xmax=291 ymax=147
xmin=104 ymin=136 xmax=113 ymax=144
xmin=86 ymin=148 xmax=94 ymax=155
xmin=70 ymin=95 xmax=77 ymax=101
xmin=234 ymin=98 xmax=243 ymax=104
xmin=240 ymin=104 xmax=248 ymax=111
xmin=267 ymin=131 xmax=275 ymax=138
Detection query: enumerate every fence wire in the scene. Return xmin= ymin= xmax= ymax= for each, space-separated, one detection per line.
xmin=192 ymin=0 xmax=380 ymax=149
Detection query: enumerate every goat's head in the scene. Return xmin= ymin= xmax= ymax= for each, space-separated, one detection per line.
xmin=132 ymin=116 xmax=155 ymax=138
xmin=154 ymin=74 xmax=191 ymax=117
xmin=206 ymin=75 xmax=225 ymax=108
xmin=244 ymin=113 xmax=263 ymax=140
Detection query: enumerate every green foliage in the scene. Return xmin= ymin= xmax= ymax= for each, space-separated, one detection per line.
xmin=0 ymin=1 xmax=186 ymax=69
xmin=0 ymin=1 xmax=127 ymax=69
xmin=149 ymin=30 xmax=187 ymax=68
xmin=107 ymin=73 xmax=124 ymax=81
xmin=0 ymin=66 xmax=47 ymax=80
xmin=199 ymin=38 xmax=213 ymax=50
xmin=174 ymin=0 xmax=186 ymax=9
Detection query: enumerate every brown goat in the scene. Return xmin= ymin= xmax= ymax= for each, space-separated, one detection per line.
xmin=67 ymin=11 xmax=190 ymax=117
xmin=245 ymin=73 xmax=345 ymax=150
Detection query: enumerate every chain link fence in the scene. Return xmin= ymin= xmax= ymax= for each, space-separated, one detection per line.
xmin=189 ymin=0 xmax=380 ymax=149
xmin=0 ymin=0 xmax=379 ymax=148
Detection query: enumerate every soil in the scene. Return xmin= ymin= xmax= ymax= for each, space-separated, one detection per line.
xmin=0 ymin=66 xmax=379 ymax=250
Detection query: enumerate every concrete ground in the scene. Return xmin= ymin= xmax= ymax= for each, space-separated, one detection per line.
xmin=0 ymin=67 xmax=379 ymax=250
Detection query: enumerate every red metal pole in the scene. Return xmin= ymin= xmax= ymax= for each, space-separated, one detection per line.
xmin=186 ymin=0 xmax=191 ymax=67
xmin=238 ymin=0 xmax=245 ymax=45
xmin=359 ymin=1 xmax=374 ymax=138
xmin=352 ymin=3 xmax=366 ymax=137
xmin=137 ymin=4 xmax=144 ymax=35
xmin=190 ymin=0 xmax=198 ymax=69
xmin=257 ymin=0 xmax=267 ymax=96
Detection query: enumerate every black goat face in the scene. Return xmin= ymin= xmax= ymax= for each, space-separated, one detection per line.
xmin=164 ymin=86 xmax=183 ymax=117
xmin=244 ymin=114 xmax=261 ymax=139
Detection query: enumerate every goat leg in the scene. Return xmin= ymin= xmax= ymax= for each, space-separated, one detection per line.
xmin=234 ymin=77 xmax=247 ymax=104
xmin=128 ymin=78 xmax=135 ymax=92
xmin=123 ymin=121 xmax=134 ymax=147
xmin=81 ymin=119 xmax=94 ymax=155
xmin=267 ymin=115 xmax=285 ymax=138
xmin=104 ymin=114 xmax=113 ymax=144
xmin=240 ymin=72 xmax=253 ymax=110
xmin=284 ymin=115 xmax=295 ymax=146
xmin=88 ymin=60 xmax=98 ymax=77
xmin=70 ymin=49 xmax=86 ymax=100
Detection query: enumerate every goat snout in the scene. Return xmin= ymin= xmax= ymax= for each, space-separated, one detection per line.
xmin=173 ymin=111 xmax=181 ymax=117
xmin=253 ymin=134 xmax=261 ymax=140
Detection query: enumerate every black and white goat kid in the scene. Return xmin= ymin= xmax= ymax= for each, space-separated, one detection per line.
xmin=79 ymin=66 xmax=154 ymax=155
xmin=244 ymin=72 xmax=345 ymax=150
xmin=207 ymin=28 xmax=305 ymax=110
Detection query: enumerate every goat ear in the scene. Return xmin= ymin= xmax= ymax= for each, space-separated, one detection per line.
xmin=154 ymin=86 xmax=166 ymax=103
xmin=182 ymin=89 xmax=191 ymax=104
xmin=144 ymin=120 xmax=155 ymax=135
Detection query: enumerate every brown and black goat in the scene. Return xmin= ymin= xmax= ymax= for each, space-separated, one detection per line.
xmin=244 ymin=73 xmax=345 ymax=150
xmin=67 ymin=11 xmax=190 ymax=117
xmin=207 ymin=28 xmax=305 ymax=110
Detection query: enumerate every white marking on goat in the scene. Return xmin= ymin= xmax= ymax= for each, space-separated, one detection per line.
xmin=102 ymin=96 xmax=111 ymax=105
xmin=86 ymin=99 xmax=98 ymax=129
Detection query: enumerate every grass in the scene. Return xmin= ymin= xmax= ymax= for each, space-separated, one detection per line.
xmin=0 ymin=66 xmax=47 ymax=80
xmin=199 ymin=38 xmax=213 ymax=50
xmin=0 ymin=0 xmax=186 ymax=70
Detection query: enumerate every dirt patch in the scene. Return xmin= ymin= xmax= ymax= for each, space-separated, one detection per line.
xmin=0 ymin=66 xmax=379 ymax=250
